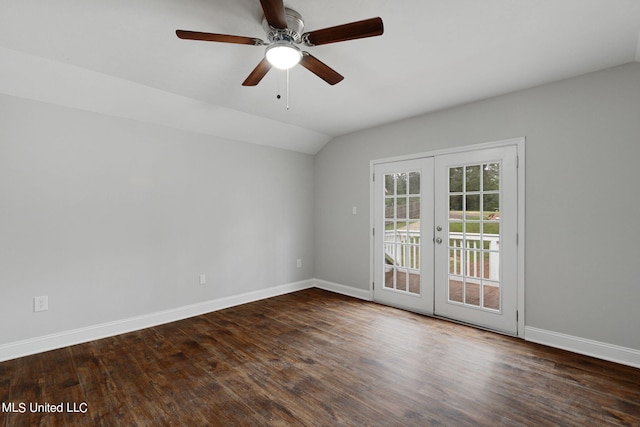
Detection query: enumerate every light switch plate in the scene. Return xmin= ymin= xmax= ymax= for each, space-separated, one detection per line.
xmin=34 ymin=296 xmax=48 ymax=312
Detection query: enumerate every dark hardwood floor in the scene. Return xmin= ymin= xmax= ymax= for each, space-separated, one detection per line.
xmin=1 ymin=288 xmax=639 ymax=426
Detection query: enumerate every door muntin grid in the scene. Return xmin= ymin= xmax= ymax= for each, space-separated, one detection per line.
xmin=383 ymin=171 xmax=421 ymax=295
xmin=447 ymin=162 xmax=501 ymax=311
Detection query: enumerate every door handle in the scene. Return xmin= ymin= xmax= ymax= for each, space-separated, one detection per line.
xmin=435 ymin=237 xmax=443 ymax=244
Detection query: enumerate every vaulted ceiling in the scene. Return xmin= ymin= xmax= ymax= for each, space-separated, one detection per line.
xmin=1 ymin=0 xmax=639 ymax=153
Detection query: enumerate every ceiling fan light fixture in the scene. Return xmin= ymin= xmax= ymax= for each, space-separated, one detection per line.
xmin=265 ymin=41 xmax=302 ymax=70
xmin=177 ymin=2 xmax=385 ymax=87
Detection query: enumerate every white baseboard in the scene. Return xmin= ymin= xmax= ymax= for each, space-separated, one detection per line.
xmin=313 ymin=279 xmax=372 ymax=301
xmin=0 ymin=279 xmax=314 ymax=363
xmin=313 ymin=280 xmax=640 ymax=369
xmin=525 ymin=326 xmax=640 ymax=369
xmin=5 ymin=282 xmax=638 ymax=371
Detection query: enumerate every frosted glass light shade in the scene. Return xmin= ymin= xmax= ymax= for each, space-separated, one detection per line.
xmin=265 ymin=43 xmax=302 ymax=70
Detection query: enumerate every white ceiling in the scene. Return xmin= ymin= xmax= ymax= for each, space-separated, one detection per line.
xmin=1 ymin=0 xmax=639 ymax=154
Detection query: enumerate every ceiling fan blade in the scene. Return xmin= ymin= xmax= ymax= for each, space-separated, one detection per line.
xmin=299 ymin=52 xmax=344 ymax=85
xmin=176 ymin=30 xmax=264 ymax=45
xmin=302 ymin=17 xmax=383 ymax=46
xmin=242 ymin=58 xmax=272 ymax=86
xmin=260 ymin=0 xmax=287 ymax=29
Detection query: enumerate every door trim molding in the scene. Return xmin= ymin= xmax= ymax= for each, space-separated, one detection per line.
xmin=369 ymin=137 xmax=526 ymax=337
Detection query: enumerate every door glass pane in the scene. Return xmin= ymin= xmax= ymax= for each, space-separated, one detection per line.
xmin=450 ymin=167 xmax=463 ymax=192
xmin=384 ymin=221 xmax=395 ymax=240
xmin=386 ymin=232 xmax=396 ymax=247
xmin=447 ymin=163 xmax=502 ymax=313
xmin=385 ymin=174 xmax=395 ymax=196
xmin=396 ymin=270 xmax=407 ymax=292
xmin=397 ymin=199 xmax=408 ymax=220
xmin=408 ymin=271 xmax=420 ymax=295
xmin=409 ymin=172 xmax=420 ymax=194
xmin=448 ymin=277 xmax=463 ymax=303
xmin=449 ymin=195 xmax=463 ymax=220
xmin=397 ymin=173 xmax=407 ymax=195
xmin=483 ymin=163 xmax=500 ymax=191
xmin=483 ymin=281 xmax=500 ymax=310
xmin=449 ymin=247 xmax=462 ymax=275
xmin=408 ymin=242 xmax=419 ymax=268
xmin=466 ymin=165 xmax=481 ymax=192
xmin=465 ymin=281 xmax=480 ymax=307
xmin=465 ymin=195 xmax=480 ymax=217
xmin=385 ymin=198 xmax=395 ymax=219
xmin=486 ymin=221 xmax=500 ymax=236
xmin=465 ymin=249 xmax=483 ymax=279
xmin=395 ymin=243 xmax=404 ymax=265
xmin=483 ymin=194 xmax=499 ymax=219
xmin=384 ymin=265 xmax=394 ymax=289
xmin=409 ymin=197 xmax=420 ymax=220
xmin=485 ymin=241 xmax=499 ymax=280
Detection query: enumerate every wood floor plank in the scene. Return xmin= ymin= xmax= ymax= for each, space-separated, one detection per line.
xmin=1 ymin=288 xmax=639 ymax=426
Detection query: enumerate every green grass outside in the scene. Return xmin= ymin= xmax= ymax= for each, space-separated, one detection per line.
xmin=449 ymin=222 xmax=499 ymax=234
xmin=449 ymin=211 xmax=499 ymax=234
xmin=386 ymin=221 xmax=418 ymax=231
xmin=385 ymin=213 xmax=499 ymax=234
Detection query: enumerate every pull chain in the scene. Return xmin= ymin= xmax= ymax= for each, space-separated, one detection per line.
xmin=286 ymin=68 xmax=290 ymax=110
xmin=275 ymin=70 xmax=291 ymax=111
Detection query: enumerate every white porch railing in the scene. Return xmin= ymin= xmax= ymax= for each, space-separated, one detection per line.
xmin=384 ymin=230 xmax=499 ymax=280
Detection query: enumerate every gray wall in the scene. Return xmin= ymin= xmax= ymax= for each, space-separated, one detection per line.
xmin=2 ymin=62 xmax=639 ymax=354
xmin=314 ymin=62 xmax=640 ymax=350
xmin=0 ymin=94 xmax=314 ymax=344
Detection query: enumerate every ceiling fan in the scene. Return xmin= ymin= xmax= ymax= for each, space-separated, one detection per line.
xmin=176 ymin=0 xmax=383 ymax=86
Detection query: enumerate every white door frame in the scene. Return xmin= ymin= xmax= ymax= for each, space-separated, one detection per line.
xmin=369 ymin=137 xmax=526 ymax=338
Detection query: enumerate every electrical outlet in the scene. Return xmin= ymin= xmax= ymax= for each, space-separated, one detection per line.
xmin=296 ymin=259 xmax=302 ymax=269
xmin=34 ymin=296 xmax=48 ymax=312
xmin=199 ymin=274 xmax=207 ymax=285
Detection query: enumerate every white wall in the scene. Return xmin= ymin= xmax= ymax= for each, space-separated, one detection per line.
xmin=314 ymin=63 xmax=640 ymax=351
xmin=0 ymin=94 xmax=314 ymax=345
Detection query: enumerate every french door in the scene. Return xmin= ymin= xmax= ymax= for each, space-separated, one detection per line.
xmin=373 ymin=145 xmax=519 ymax=334
xmin=433 ymin=146 xmax=518 ymax=334
xmin=373 ymin=158 xmax=434 ymax=314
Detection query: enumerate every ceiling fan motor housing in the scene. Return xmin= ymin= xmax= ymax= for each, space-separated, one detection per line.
xmin=263 ymin=8 xmax=304 ymax=43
